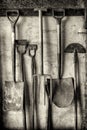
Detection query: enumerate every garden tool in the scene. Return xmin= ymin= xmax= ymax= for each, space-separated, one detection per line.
xmin=34 ymin=8 xmax=52 ymax=130
xmin=6 ymin=10 xmax=19 ymax=81
xmin=45 ymin=79 xmax=53 ymax=130
xmin=3 ymin=10 xmax=24 ymax=112
xmin=78 ymin=8 xmax=87 ymax=129
xmin=16 ymin=40 xmax=28 ymax=130
xmin=52 ymin=9 xmax=74 ymax=108
xmin=28 ymin=44 xmax=37 ymax=129
xmin=74 ymin=49 xmax=79 ymax=130
xmin=65 ymin=43 xmax=86 ymax=130
xmin=16 ymin=40 xmax=28 ymax=81
xmin=29 ymin=44 xmax=37 ymax=75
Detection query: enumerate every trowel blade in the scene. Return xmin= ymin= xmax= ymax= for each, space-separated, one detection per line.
xmin=3 ymin=81 xmax=24 ymax=111
xmin=52 ymin=78 xmax=74 ymax=107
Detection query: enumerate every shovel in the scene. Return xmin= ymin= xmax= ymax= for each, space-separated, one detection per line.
xmin=34 ymin=8 xmax=52 ymax=130
xmin=52 ymin=9 xmax=74 ymax=108
xmin=65 ymin=43 xmax=86 ymax=130
xmin=3 ymin=10 xmax=24 ymax=112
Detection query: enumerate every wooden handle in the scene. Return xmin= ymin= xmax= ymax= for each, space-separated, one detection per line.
xmin=57 ymin=19 xmax=63 ymax=79
xmin=6 ymin=10 xmax=19 ymax=82
xmin=34 ymin=8 xmax=47 ymax=75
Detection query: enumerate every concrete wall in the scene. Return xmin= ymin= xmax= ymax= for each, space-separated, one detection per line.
xmin=0 ymin=15 xmax=86 ymax=129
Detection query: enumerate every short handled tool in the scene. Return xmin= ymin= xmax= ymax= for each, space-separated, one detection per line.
xmin=65 ymin=43 xmax=86 ymax=130
xmin=34 ymin=8 xmax=52 ymax=130
xmin=52 ymin=9 xmax=74 ymax=108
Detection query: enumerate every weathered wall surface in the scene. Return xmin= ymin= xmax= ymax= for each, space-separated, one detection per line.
xmin=0 ymin=0 xmax=87 ymax=9
xmin=0 ymin=0 xmax=80 ymax=8
xmin=0 ymin=15 xmax=86 ymax=130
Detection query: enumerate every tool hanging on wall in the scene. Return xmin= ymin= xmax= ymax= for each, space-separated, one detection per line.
xmin=16 ymin=40 xmax=28 ymax=130
xmin=79 ymin=8 xmax=87 ymax=129
xmin=29 ymin=45 xmax=37 ymax=75
xmin=16 ymin=40 xmax=28 ymax=81
xmin=7 ymin=10 xmax=19 ymax=81
xmin=3 ymin=10 xmax=25 ymax=112
xmin=28 ymin=44 xmax=37 ymax=130
xmin=74 ymin=49 xmax=79 ymax=130
xmin=34 ymin=8 xmax=52 ymax=130
xmin=52 ymin=9 xmax=74 ymax=108
xmin=23 ymin=54 xmax=33 ymax=130
xmin=65 ymin=43 xmax=86 ymax=130
xmin=3 ymin=10 xmax=24 ymax=111
xmin=53 ymin=9 xmax=65 ymax=78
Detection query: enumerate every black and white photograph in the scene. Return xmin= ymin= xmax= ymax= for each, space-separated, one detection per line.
xmin=0 ymin=0 xmax=86 ymax=130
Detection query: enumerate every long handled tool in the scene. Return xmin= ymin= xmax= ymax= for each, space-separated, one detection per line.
xmin=53 ymin=9 xmax=65 ymax=78
xmin=65 ymin=43 xmax=86 ymax=130
xmin=16 ymin=40 xmax=28 ymax=81
xmin=79 ymin=8 xmax=87 ymax=129
xmin=3 ymin=10 xmax=25 ymax=117
xmin=74 ymin=49 xmax=79 ymax=130
xmin=7 ymin=10 xmax=19 ymax=81
xmin=18 ymin=44 xmax=37 ymax=130
xmin=34 ymin=8 xmax=52 ymax=130
xmin=29 ymin=44 xmax=37 ymax=130
xmin=52 ymin=9 xmax=74 ymax=108
xmin=16 ymin=40 xmax=28 ymax=130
